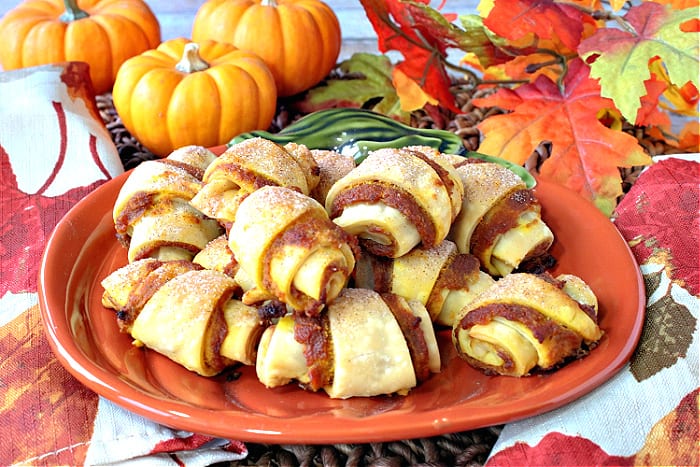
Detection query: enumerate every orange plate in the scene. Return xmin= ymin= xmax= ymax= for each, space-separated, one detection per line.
xmin=38 ymin=172 xmax=645 ymax=444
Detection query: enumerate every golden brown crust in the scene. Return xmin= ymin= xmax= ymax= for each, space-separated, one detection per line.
xmin=353 ymin=240 xmax=495 ymax=326
xmin=469 ymin=189 xmax=536 ymax=263
xmin=190 ymin=138 xmax=320 ymax=225
xmin=381 ymin=293 xmax=432 ymax=383
xmin=328 ymin=182 xmax=436 ymax=256
xmin=230 ymin=186 xmax=358 ymax=316
xmin=113 ymin=152 xmax=223 ymax=263
xmin=293 ymin=312 xmax=333 ymax=391
xmin=192 ymin=235 xmax=240 ymax=279
xmin=130 ymin=269 xmax=240 ymax=376
xmin=325 ymin=147 xmax=460 ymax=258
xmin=452 ymin=273 xmax=603 ymax=377
xmin=101 ymin=259 xmax=203 ymax=332
xmin=449 ymin=162 xmax=553 ymax=276
xmin=308 ymin=149 xmax=355 ymax=204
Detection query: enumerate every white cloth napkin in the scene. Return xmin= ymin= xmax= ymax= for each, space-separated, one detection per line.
xmin=0 ymin=62 xmax=246 ymax=467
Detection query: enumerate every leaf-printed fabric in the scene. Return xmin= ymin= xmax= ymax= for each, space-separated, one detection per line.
xmin=486 ymin=157 xmax=699 ymax=466
xmin=0 ymin=63 xmax=246 ymax=466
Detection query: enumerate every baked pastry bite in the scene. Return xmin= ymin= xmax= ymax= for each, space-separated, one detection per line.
xmin=325 ymin=147 xmax=463 ymax=258
xmin=307 ymin=148 xmax=355 ymax=204
xmin=354 ymin=240 xmax=495 ymax=327
xmin=192 ymin=234 xmax=239 ymax=277
xmin=449 ymin=161 xmax=554 ymax=277
xmin=102 ymin=263 xmax=267 ymax=375
xmin=452 ymin=272 xmax=603 ymax=377
xmin=101 ymin=258 xmax=203 ymax=333
xmin=112 ymin=145 xmax=223 ymax=262
xmin=190 ymin=137 xmax=320 ymax=228
xmin=256 ymin=288 xmax=441 ymax=399
xmin=229 ymin=185 xmax=358 ymax=316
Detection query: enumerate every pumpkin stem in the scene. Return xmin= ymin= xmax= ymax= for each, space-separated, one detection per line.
xmin=260 ymin=0 xmax=278 ymax=6
xmin=175 ymin=43 xmax=211 ymax=73
xmin=60 ymin=0 xmax=90 ymax=22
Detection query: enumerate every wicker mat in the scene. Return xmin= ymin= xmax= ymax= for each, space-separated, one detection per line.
xmin=95 ymin=80 xmax=669 ymax=466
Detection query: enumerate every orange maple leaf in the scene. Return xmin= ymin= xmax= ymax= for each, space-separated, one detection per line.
xmin=651 ymin=0 xmax=700 ymax=8
xmin=677 ymin=121 xmax=700 ymax=151
xmin=472 ymin=58 xmax=652 ymax=216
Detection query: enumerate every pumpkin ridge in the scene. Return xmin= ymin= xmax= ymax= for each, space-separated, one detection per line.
xmin=113 ymin=38 xmax=277 ymax=156
xmin=191 ymin=0 xmax=341 ymax=97
xmin=0 ymin=0 xmax=161 ymax=93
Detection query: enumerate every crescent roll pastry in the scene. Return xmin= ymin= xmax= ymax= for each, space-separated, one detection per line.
xmin=102 ymin=263 xmax=267 ymax=375
xmin=354 ymin=240 xmax=496 ymax=327
xmin=166 ymin=144 xmax=220 ymax=176
xmin=452 ymin=272 xmax=603 ymax=377
xmin=229 ymin=185 xmax=358 ymax=316
xmin=449 ymin=161 xmax=554 ymax=277
xmin=113 ymin=145 xmax=223 ymax=263
xmin=189 ymin=137 xmax=320 ymax=227
xmin=256 ymin=288 xmax=440 ymax=398
xmin=193 ymin=235 xmax=240 ymax=277
xmin=308 ymin=149 xmax=356 ymax=204
xmin=101 ymin=258 xmax=203 ymax=333
xmin=325 ymin=147 xmax=463 ymax=258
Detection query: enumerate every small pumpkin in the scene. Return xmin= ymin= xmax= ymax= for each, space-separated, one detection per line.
xmin=192 ymin=0 xmax=341 ymax=97
xmin=112 ymin=38 xmax=278 ymax=157
xmin=0 ymin=0 xmax=161 ymax=94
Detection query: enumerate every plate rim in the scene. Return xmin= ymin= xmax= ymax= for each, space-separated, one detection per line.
xmin=37 ymin=170 xmax=646 ymax=444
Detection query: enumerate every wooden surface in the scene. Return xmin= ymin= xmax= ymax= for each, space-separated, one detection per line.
xmin=0 ymin=0 xmax=480 ymax=61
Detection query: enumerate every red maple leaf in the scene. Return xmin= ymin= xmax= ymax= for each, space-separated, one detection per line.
xmin=0 ymin=145 xmax=106 ymax=296
xmin=359 ymin=0 xmax=461 ymax=112
xmin=636 ymin=72 xmax=671 ymax=127
xmin=484 ymin=0 xmax=591 ymax=50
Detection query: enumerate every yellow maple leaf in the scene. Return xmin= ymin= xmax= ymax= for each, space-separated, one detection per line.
xmin=650 ymin=57 xmax=699 ymax=116
xmin=392 ymin=68 xmax=438 ymax=112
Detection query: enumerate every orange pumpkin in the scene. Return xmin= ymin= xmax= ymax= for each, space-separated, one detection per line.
xmin=112 ymin=38 xmax=278 ymax=157
xmin=192 ymin=0 xmax=341 ymax=97
xmin=0 ymin=0 xmax=161 ymax=94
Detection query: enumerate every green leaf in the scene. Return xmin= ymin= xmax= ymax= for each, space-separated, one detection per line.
xmin=578 ymin=3 xmax=699 ymax=123
xmin=457 ymin=14 xmax=515 ymax=68
xmin=295 ymin=53 xmax=410 ymax=122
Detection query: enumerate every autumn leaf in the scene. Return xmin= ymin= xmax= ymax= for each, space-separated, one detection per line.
xmin=392 ymin=67 xmax=438 ymax=111
xmin=0 ymin=146 xmax=102 ymax=295
xmin=455 ymin=13 xmax=515 ymax=68
xmin=677 ymin=121 xmax=700 ymax=151
xmin=636 ymin=73 xmax=672 ymax=127
xmin=483 ymin=0 xmax=592 ymax=51
xmin=649 ymin=56 xmax=700 ymax=116
xmin=472 ymin=58 xmax=652 ymax=216
xmin=654 ymin=0 xmax=700 ymax=9
xmin=295 ymin=53 xmax=409 ymax=121
xmin=578 ymin=2 xmax=700 ymax=123
xmin=359 ymin=0 xmax=463 ymax=112
xmin=0 ymin=306 xmax=99 ymax=465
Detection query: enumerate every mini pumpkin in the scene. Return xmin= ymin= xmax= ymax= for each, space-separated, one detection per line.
xmin=192 ymin=0 xmax=341 ymax=97
xmin=0 ymin=0 xmax=161 ymax=94
xmin=112 ymin=38 xmax=278 ymax=157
